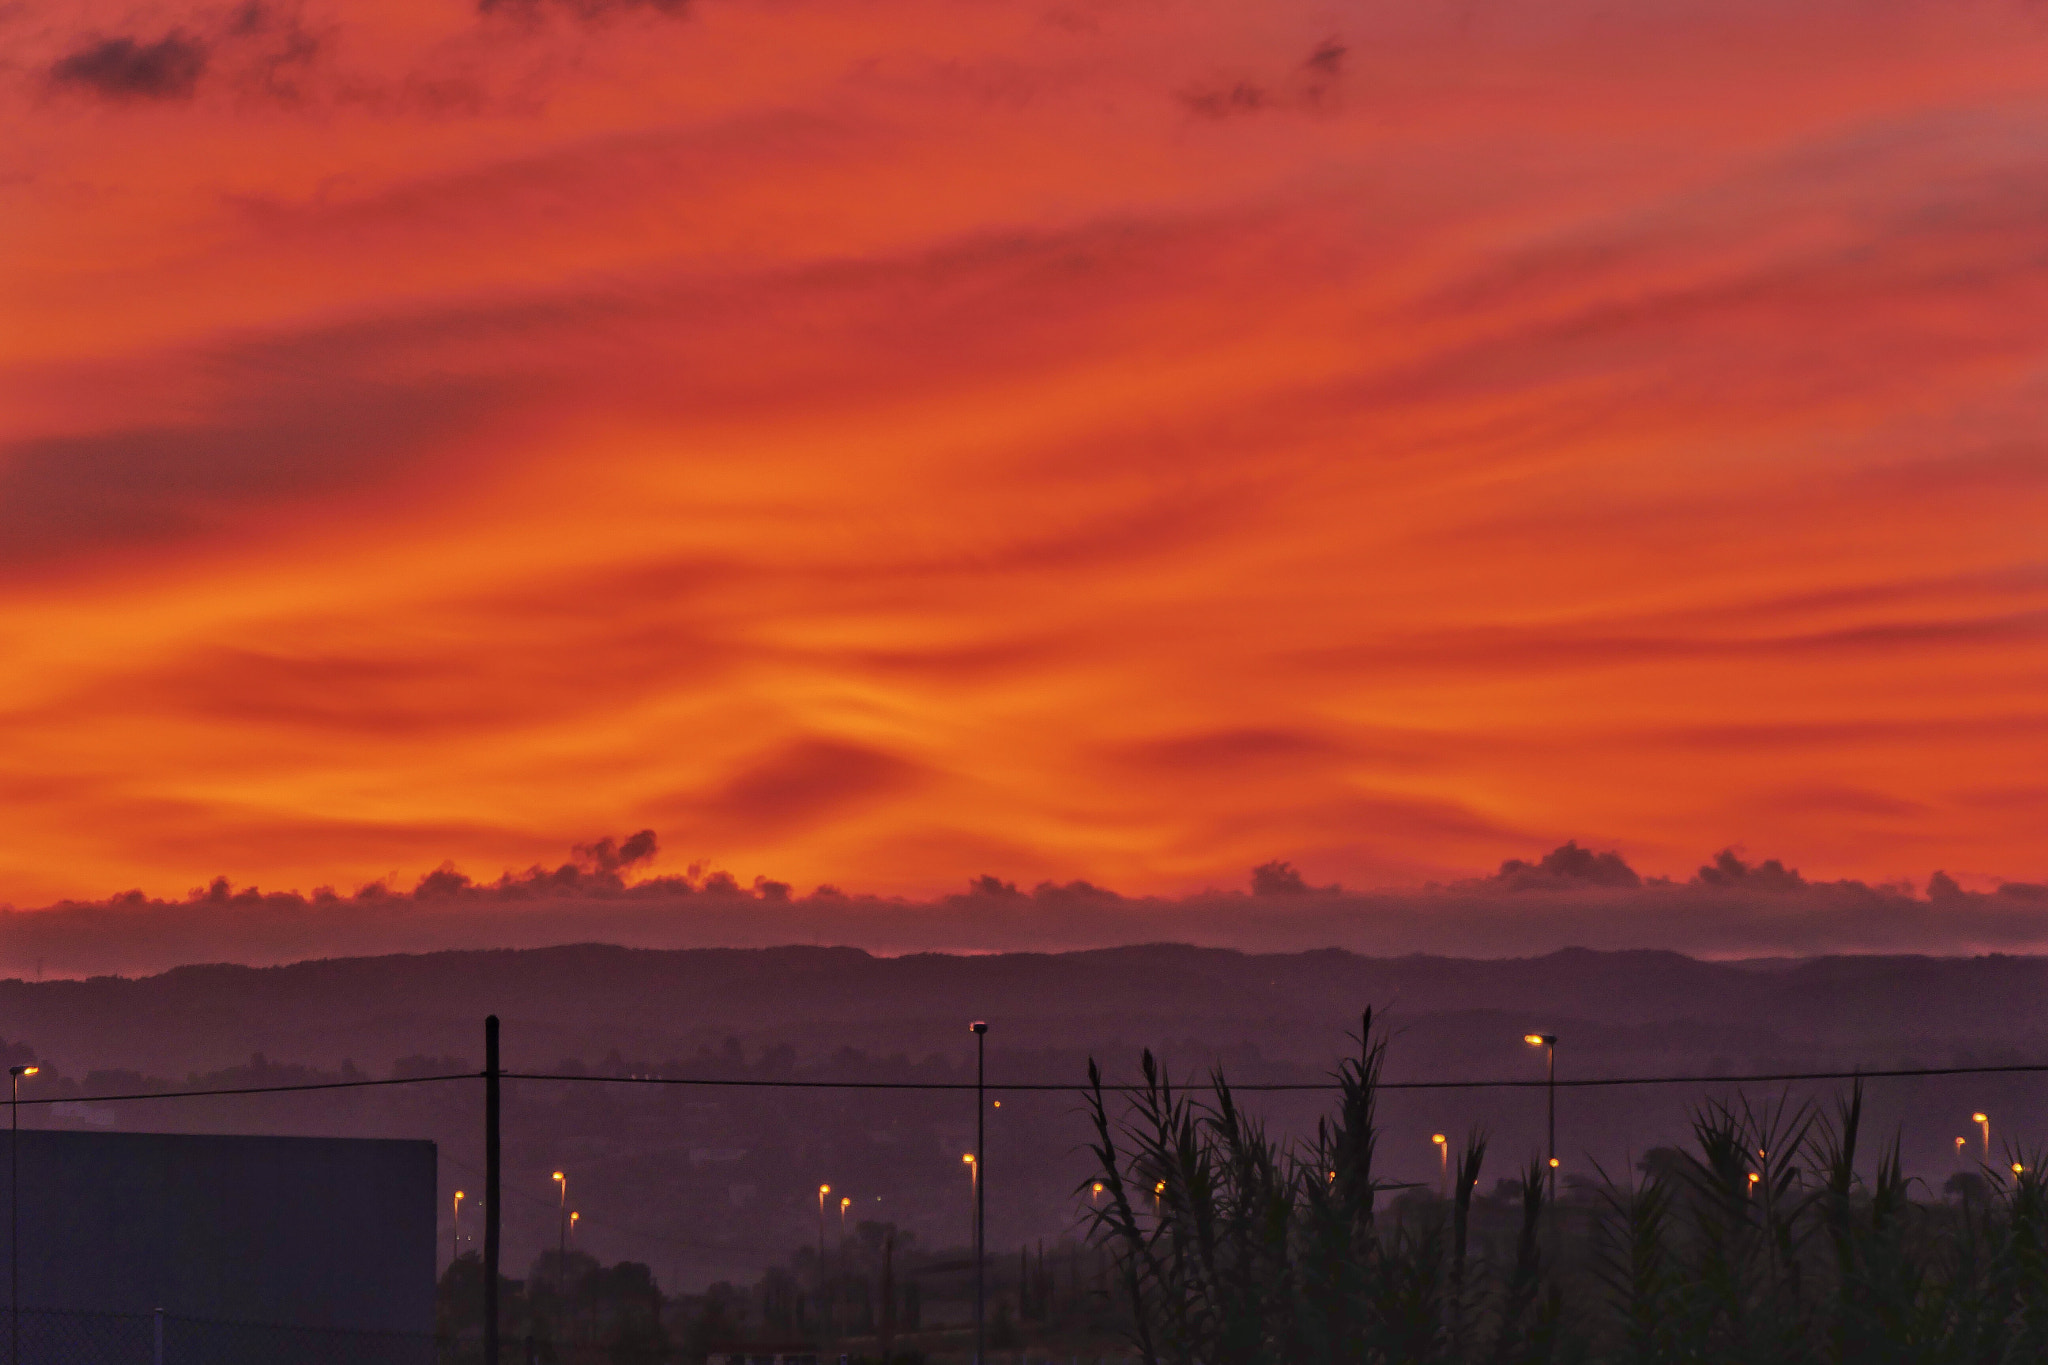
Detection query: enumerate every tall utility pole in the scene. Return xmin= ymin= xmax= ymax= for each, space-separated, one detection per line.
xmin=552 ymin=1172 xmax=569 ymax=1298
xmin=9 ymin=1063 xmax=36 ymax=1365
xmin=485 ymin=1016 xmax=501 ymax=1365
xmin=1524 ymin=1032 xmax=1558 ymax=1260
xmin=970 ymin=1021 xmax=988 ymax=1365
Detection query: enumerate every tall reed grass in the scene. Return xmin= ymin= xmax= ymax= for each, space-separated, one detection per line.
xmin=1082 ymin=1011 xmax=2048 ymax=1364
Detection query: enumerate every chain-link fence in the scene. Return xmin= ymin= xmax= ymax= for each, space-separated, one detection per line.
xmin=13 ymin=1307 xmax=439 ymax=1365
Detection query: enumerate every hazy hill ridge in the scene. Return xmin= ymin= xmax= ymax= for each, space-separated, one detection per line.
xmin=4 ymin=943 xmax=2046 ymax=1082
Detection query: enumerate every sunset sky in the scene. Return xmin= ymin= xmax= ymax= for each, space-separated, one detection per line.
xmin=5 ymin=0 xmax=2048 ymax=910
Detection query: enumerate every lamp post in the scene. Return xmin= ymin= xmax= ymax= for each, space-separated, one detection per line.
xmin=1524 ymin=1034 xmax=1557 ymax=1256
xmin=839 ymin=1196 xmax=851 ymax=1236
xmin=552 ymin=1172 xmax=568 ymax=1299
xmin=568 ymin=1211 xmax=578 ymax=1245
xmin=10 ymin=1063 xmax=38 ymax=1365
xmin=970 ymin=1020 xmax=988 ymax=1365
xmin=452 ymin=1190 xmax=465 ymax=1264
xmin=1432 ymin=1134 xmax=1448 ymax=1197
xmin=1974 ymin=1113 xmax=1991 ymax=1160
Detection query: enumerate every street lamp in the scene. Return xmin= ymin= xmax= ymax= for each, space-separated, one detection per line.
xmin=552 ymin=1172 xmax=568 ymax=1298
xmin=1089 ymin=1181 xmax=1104 ymax=1205
xmin=839 ymin=1196 xmax=851 ymax=1235
xmin=568 ymin=1210 xmax=579 ymax=1245
xmin=1974 ymin=1113 xmax=1991 ymax=1160
xmin=970 ymin=1020 xmax=988 ymax=1365
xmin=1432 ymin=1134 xmax=1448 ymax=1196
xmin=452 ymin=1190 xmax=465 ymax=1263
xmin=9 ymin=1063 xmax=37 ymax=1365
xmin=1525 ymin=1034 xmax=1557 ymax=1255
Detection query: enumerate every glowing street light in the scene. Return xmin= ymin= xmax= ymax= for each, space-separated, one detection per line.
xmin=452 ymin=1190 xmax=465 ymax=1263
xmin=9 ymin=1064 xmax=37 ymax=1365
xmin=1089 ymin=1181 xmax=1104 ymax=1205
xmin=839 ymin=1195 xmax=852 ymax=1234
xmin=1974 ymin=1113 xmax=1991 ymax=1160
xmin=552 ymin=1171 xmax=569 ymax=1296
xmin=1525 ymin=1033 xmax=1558 ymax=1231
xmin=1955 ymin=1136 xmax=1967 ymax=1164
xmin=2014 ymin=1163 xmax=2026 ymax=1177
xmin=568 ymin=1210 xmax=579 ymax=1245
xmin=1154 ymin=1179 xmax=1166 ymax=1214
xmin=1432 ymin=1134 xmax=1448 ymax=1195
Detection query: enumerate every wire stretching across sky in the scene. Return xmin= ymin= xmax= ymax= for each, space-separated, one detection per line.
xmin=18 ymin=1060 xmax=2048 ymax=1108
xmin=499 ymin=1062 xmax=2048 ymax=1092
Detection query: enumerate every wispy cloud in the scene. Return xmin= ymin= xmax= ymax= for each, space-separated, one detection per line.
xmin=3 ymin=0 xmax=2047 ymax=910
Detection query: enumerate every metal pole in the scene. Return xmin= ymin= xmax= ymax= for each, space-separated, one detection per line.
xmin=1546 ymin=1043 xmax=1555 ymax=1191
xmin=9 ymin=1073 xmax=16 ymax=1365
xmin=971 ymin=1021 xmax=988 ymax=1365
xmin=485 ymin=1015 xmax=501 ymax=1365
xmin=1546 ymin=1041 xmax=1557 ymax=1261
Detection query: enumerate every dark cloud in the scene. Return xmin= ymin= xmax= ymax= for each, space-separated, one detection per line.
xmin=1485 ymin=841 xmax=1642 ymax=891
xmin=1180 ymin=80 xmax=1272 ymax=119
xmin=2 ymin=838 xmax=2047 ymax=978
xmin=573 ymin=829 xmax=659 ymax=875
xmin=1693 ymin=848 xmax=1807 ymax=891
xmin=1179 ymin=38 xmax=1345 ymax=119
xmin=0 ymin=380 xmax=495 ymax=574
xmin=1251 ymin=859 xmax=1313 ymax=895
xmin=49 ymin=33 xmax=210 ymax=101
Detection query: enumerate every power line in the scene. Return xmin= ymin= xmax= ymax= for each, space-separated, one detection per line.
xmin=15 ymin=1057 xmax=2048 ymax=1109
xmin=14 ymin=1071 xmax=476 ymax=1106
xmin=503 ymin=1059 xmax=2048 ymax=1094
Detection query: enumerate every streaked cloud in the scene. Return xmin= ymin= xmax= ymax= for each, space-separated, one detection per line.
xmin=1 ymin=0 xmax=2045 ymax=917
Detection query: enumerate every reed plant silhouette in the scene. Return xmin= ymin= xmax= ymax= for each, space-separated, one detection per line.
xmin=1083 ymin=1020 xmax=2048 ymax=1365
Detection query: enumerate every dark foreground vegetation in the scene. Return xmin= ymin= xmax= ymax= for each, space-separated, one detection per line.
xmin=432 ymin=1007 xmax=2048 ymax=1363
xmin=1084 ymin=1010 xmax=2048 ymax=1365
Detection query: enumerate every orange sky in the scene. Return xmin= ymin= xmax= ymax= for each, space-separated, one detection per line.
xmin=4 ymin=0 xmax=2047 ymax=909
